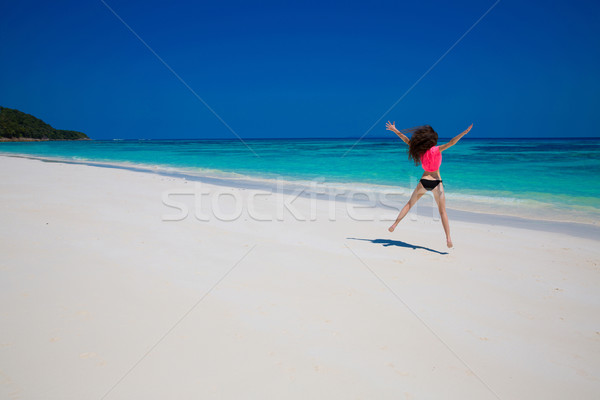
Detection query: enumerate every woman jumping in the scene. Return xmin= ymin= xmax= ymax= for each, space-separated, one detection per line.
xmin=385 ymin=122 xmax=473 ymax=248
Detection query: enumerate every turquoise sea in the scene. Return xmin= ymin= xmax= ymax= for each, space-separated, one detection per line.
xmin=1 ymin=138 xmax=599 ymax=225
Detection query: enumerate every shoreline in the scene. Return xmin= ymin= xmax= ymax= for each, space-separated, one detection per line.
xmin=1 ymin=153 xmax=598 ymax=239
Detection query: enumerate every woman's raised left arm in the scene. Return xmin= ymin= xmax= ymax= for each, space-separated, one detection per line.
xmin=386 ymin=121 xmax=410 ymax=145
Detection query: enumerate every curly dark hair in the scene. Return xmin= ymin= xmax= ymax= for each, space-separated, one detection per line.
xmin=401 ymin=125 xmax=438 ymax=166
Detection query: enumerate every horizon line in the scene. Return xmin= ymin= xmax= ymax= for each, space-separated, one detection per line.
xmin=90 ymin=136 xmax=600 ymax=141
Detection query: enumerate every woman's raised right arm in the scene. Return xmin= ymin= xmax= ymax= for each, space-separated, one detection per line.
xmin=439 ymin=123 xmax=473 ymax=152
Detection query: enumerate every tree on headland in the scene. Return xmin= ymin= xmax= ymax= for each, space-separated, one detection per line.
xmin=0 ymin=106 xmax=90 ymax=141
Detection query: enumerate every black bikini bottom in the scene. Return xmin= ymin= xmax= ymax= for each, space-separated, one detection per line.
xmin=420 ymin=179 xmax=443 ymax=191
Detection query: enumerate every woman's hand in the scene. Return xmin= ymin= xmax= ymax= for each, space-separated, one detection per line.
xmin=464 ymin=123 xmax=473 ymax=134
xmin=386 ymin=121 xmax=399 ymax=133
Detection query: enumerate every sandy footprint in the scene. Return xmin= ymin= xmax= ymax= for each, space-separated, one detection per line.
xmin=79 ymin=352 xmax=106 ymax=366
xmin=79 ymin=352 xmax=97 ymax=359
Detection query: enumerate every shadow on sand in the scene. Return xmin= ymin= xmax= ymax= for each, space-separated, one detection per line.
xmin=347 ymin=238 xmax=449 ymax=255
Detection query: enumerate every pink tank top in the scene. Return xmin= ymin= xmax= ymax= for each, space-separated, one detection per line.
xmin=420 ymin=145 xmax=442 ymax=172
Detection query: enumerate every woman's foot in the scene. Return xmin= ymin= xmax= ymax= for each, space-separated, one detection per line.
xmin=388 ymin=224 xmax=397 ymax=232
xmin=447 ymin=238 xmax=453 ymax=248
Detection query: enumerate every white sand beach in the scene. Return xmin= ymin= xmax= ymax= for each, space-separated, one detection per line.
xmin=0 ymin=154 xmax=599 ymax=399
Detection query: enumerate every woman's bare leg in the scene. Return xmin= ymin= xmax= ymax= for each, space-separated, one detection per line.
xmin=431 ymin=183 xmax=453 ymax=247
xmin=389 ymin=184 xmax=427 ymax=232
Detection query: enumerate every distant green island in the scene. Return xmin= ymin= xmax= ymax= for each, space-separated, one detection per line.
xmin=0 ymin=106 xmax=90 ymax=141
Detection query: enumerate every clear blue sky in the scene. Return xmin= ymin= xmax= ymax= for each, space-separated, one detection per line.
xmin=1 ymin=0 xmax=599 ymax=139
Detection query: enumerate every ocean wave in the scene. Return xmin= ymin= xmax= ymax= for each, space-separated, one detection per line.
xmin=2 ymin=149 xmax=598 ymax=225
